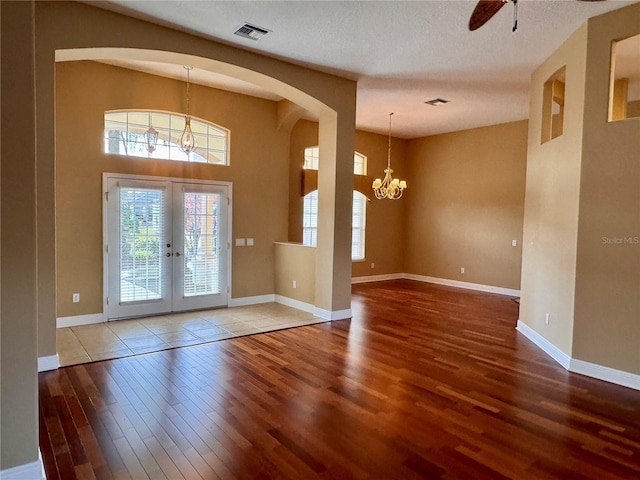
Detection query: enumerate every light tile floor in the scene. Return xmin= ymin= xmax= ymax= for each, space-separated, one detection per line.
xmin=57 ymin=303 xmax=325 ymax=366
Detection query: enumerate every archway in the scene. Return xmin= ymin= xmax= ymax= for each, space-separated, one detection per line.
xmin=35 ymin=1 xmax=356 ymax=363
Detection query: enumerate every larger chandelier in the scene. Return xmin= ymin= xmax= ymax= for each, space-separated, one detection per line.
xmin=179 ymin=65 xmax=197 ymax=155
xmin=372 ymin=113 xmax=407 ymax=200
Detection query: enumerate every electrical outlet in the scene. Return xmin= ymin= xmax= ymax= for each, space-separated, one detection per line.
xmin=72 ymin=293 xmax=80 ymax=303
xmin=512 ymin=239 xmax=518 ymax=247
xmin=293 ymin=280 xmax=297 ymax=289
xmin=460 ymin=267 xmax=465 ymax=274
xmin=371 ymin=262 xmax=375 ymax=269
xmin=545 ymin=312 xmax=550 ymax=325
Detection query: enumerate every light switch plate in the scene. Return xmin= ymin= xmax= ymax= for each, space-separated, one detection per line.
xmin=235 ymin=238 xmax=246 ymax=246
xmin=247 ymin=238 xmax=254 ymax=246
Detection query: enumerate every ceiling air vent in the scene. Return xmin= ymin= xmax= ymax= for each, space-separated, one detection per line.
xmin=234 ymin=23 xmax=271 ymax=41
xmin=424 ymin=98 xmax=450 ymax=106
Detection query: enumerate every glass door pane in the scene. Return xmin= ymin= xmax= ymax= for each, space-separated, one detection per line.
xmin=106 ymin=179 xmax=172 ymax=319
xmin=173 ymin=184 xmax=228 ymax=311
xmin=119 ymin=187 xmax=165 ymax=302
xmin=183 ymin=192 xmax=221 ymax=297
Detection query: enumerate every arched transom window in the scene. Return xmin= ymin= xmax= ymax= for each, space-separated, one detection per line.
xmin=104 ymin=110 xmax=229 ymax=165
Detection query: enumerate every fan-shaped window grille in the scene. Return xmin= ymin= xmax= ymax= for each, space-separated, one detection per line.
xmin=104 ymin=110 xmax=229 ymax=165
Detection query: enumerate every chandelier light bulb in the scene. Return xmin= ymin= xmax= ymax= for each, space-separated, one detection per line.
xmin=145 ymin=125 xmax=159 ymax=154
xmin=179 ymin=116 xmax=196 ymax=154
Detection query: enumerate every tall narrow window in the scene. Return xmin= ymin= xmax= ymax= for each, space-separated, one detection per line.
xmin=104 ymin=110 xmax=229 ymax=164
xmin=303 ymin=190 xmax=367 ymax=261
xmin=302 ymin=147 xmax=368 ymax=260
xmin=302 ymin=190 xmax=319 ymax=248
xmin=351 ymin=192 xmax=367 ymax=260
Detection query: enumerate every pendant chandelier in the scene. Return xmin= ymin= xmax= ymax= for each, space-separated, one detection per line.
xmin=372 ymin=113 xmax=407 ymax=200
xmin=179 ymin=65 xmax=196 ymax=154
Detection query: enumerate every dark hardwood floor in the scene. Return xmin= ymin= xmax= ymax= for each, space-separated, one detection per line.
xmin=39 ymin=280 xmax=640 ymax=479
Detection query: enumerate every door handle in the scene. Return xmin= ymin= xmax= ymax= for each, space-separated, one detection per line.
xmin=165 ymin=252 xmax=172 ymax=257
xmin=175 ymin=252 xmax=182 ymax=257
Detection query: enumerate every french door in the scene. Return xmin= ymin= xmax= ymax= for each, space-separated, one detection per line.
xmin=105 ymin=175 xmax=230 ymax=320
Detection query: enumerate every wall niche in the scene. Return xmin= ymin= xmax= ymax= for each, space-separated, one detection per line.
xmin=609 ymin=33 xmax=640 ymax=122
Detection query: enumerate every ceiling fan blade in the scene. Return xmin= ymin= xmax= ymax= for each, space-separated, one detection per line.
xmin=469 ymin=0 xmax=508 ymax=31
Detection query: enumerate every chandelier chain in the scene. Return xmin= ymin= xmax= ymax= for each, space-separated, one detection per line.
xmin=185 ymin=66 xmax=191 ymax=117
xmin=179 ymin=65 xmax=197 ymax=155
xmin=387 ymin=112 xmax=393 ymax=169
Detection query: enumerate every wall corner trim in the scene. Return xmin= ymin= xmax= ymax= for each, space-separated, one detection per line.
xmin=228 ymin=294 xmax=276 ymax=308
xmin=57 ymin=313 xmax=104 ymax=328
xmin=38 ymin=354 xmax=60 ymax=372
xmin=516 ymin=320 xmax=571 ymax=368
xmin=314 ymin=307 xmax=352 ymax=321
xmin=517 ymin=320 xmax=640 ymax=391
xmin=403 ymin=274 xmax=521 ymax=297
xmin=0 ymin=450 xmax=46 ymax=480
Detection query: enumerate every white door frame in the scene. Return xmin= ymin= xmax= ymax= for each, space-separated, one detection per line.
xmin=102 ymin=172 xmax=233 ymax=321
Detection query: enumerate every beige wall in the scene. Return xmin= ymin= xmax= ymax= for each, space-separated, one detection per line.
xmin=288 ymin=120 xmax=406 ymax=278
xmin=521 ymin=2 xmax=640 ymax=376
xmin=628 ymin=100 xmax=640 ymax=118
xmin=573 ymin=4 xmax=640 ymax=374
xmin=519 ymin=24 xmax=588 ymax=356
xmin=56 ymin=61 xmax=291 ymax=317
xmin=0 ymin=1 xmax=40 ymax=471
xmin=274 ymin=243 xmax=316 ymax=304
xmin=405 ymin=121 xmax=528 ymax=290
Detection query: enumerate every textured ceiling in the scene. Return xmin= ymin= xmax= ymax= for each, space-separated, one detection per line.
xmin=87 ymin=1 xmax=639 ymax=138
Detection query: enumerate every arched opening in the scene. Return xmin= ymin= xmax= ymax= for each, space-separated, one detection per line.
xmin=34 ymin=1 xmax=357 ymax=369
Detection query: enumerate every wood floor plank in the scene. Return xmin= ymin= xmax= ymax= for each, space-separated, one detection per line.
xmin=40 ymin=280 xmax=640 ymax=479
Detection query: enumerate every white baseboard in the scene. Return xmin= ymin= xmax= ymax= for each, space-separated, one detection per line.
xmin=516 ymin=320 xmax=571 ymax=369
xmin=403 ymin=273 xmax=520 ymax=297
xmin=569 ymin=358 xmax=640 ymax=391
xmin=57 ymin=313 xmax=103 ymax=328
xmin=38 ymin=354 xmax=60 ymax=372
xmin=274 ymin=295 xmax=315 ymax=314
xmin=517 ymin=320 xmax=640 ymax=391
xmin=0 ymin=451 xmax=46 ymax=479
xmin=314 ymin=307 xmax=352 ymax=321
xmin=228 ymin=294 xmax=275 ymax=307
xmin=352 ymin=273 xmax=404 ymax=284
xmin=274 ymin=296 xmax=351 ymax=321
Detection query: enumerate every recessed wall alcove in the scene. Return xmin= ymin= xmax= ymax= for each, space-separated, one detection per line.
xmin=541 ymin=66 xmax=566 ymax=144
xmin=609 ymin=33 xmax=640 ymax=122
